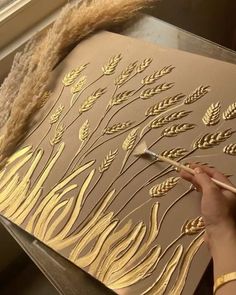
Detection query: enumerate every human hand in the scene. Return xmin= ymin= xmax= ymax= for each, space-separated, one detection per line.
xmin=180 ymin=164 xmax=236 ymax=253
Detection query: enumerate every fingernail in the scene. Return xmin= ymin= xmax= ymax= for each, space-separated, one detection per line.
xmin=194 ymin=167 xmax=202 ymax=174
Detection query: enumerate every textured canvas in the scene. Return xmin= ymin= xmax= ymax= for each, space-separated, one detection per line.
xmin=1 ymin=31 xmax=236 ymax=294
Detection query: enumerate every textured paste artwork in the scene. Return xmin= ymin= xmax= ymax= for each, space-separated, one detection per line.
xmin=1 ymin=31 xmax=236 ymax=294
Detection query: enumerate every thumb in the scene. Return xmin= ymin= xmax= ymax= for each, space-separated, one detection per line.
xmin=194 ymin=167 xmax=218 ymax=193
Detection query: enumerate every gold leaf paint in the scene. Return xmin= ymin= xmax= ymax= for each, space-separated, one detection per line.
xmin=103 ymin=121 xmax=133 ymax=135
xmin=142 ymin=66 xmax=175 ymax=85
xmin=162 ymin=123 xmax=195 ymax=137
xmin=108 ymin=246 xmax=161 ymax=290
xmin=115 ymin=61 xmax=137 ymax=87
xmin=69 ymin=212 xmax=114 ymax=262
xmin=122 ymin=128 xmax=139 ymax=151
xmin=184 ymin=85 xmax=210 ymax=104
xmin=223 ymin=143 xmax=236 ymax=155
xmin=79 ymin=120 xmax=90 ymax=142
xmin=99 ymin=150 xmax=118 ymax=173
xmin=49 ymin=190 xmax=115 ymax=250
xmin=169 ymin=233 xmax=204 ymax=295
xmin=149 ymin=111 xmax=192 ymax=129
xmin=202 ymin=102 xmax=221 ymax=126
xmin=76 ymin=220 xmax=118 ymax=268
xmin=7 ymin=145 xmax=32 ymax=166
xmin=181 ymin=216 xmax=205 ymax=235
xmin=142 ymin=245 xmax=183 ymax=295
xmin=104 ymin=225 xmax=147 ymax=283
xmin=223 ymin=102 xmax=236 ymax=120
xmin=71 ymin=76 xmax=87 ymax=94
xmin=102 ymin=54 xmax=122 ymax=75
xmin=136 ymin=58 xmax=153 ymax=74
xmin=62 ymin=64 xmax=88 ymax=86
xmin=194 ymin=129 xmax=234 ymax=149
xmin=79 ymin=88 xmax=106 ymax=114
xmin=140 ymin=83 xmax=174 ymax=100
xmin=26 ymin=159 xmax=94 ymax=234
xmin=90 ymin=220 xmax=133 ymax=276
xmin=149 ymin=177 xmax=180 ymax=198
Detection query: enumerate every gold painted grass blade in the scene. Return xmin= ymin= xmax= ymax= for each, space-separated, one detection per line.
xmin=3 ymin=149 xmax=43 ymax=218
xmin=11 ymin=143 xmax=65 ymax=225
xmin=47 ymin=169 xmax=95 ymax=241
xmin=36 ymin=185 xmax=77 ymax=239
xmin=48 ymin=189 xmax=115 ymax=251
xmin=142 ymin=245 xmax=183 ymax=295
xmin=169 ymin=233 xmax=204 ymax=295
xmin=108 ymin=245 xmax=161 ymax=290
xmin=7 ymin=145 xmax=32 ymax=166
xmin=69 ymin=212 xmax=114 ymax=262
xmin=40 ymin=199 xmax=72 ymax=241
xmin=97 ymin=222 xmax=143 ymax=281
xmin=0 ymin=152 xmax=33 ymax=191
xmin=75 ymin=220 xmax=119 ymax=268
xmin=90 ymin=220 xmax=133 ymax=276
xmin=0 ymin=174 xmax=19 ymax=205
xmin=104 ymin=225 xmax=147 ymax=283
xmin=26 ymin=159 xmax=94 ymax=233
xmin=44 ymin=197 xmax=74 ymax=242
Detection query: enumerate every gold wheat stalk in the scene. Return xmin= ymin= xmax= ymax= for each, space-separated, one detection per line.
xmin=62 ymin=64 xmax=88 ymax=86
xmin=161 ymin=148 xmax=188 ymax=160
xmin=79 ymin=88 xmax=106 ymax=114
xmin=140 ymin=83 xmax=174 ymax=100
xmin=71 ymin=75 xmax=87 ymax=94
xmin=79 ymin=120 xmax=90 ymax=142
xmin=102 ymin=54 xmax=122 ymax=75
xmin=120 ymin=128 xmax=139 ymax=173
xmin=162 ymin=123 xmax=195 ymax=137
xmin=149 ymin=177 xmax=180 ymax=198
xmin=223 ymin=102 xmax=236 ymax=120
xmin=115 ymin=61 xmax=138 ymax=87
xmin=50 ymin=124 xmax=66 ymax=146
xmin=193 ymin=129 xmax=235 ymax=149
xmin=149 ymin=110 xmax=192 ymax=129
xmin=49 ymin=105 xmax=64 ymax=125
xmin=99 ymin=150 xmax=118 ymax=173
xmin=184 ymin=85 xmax=210 ymax=104
xmin=141 ymin=65 xmax=175 ymax=85
xmin=103 ymin=121 xmax=133 ymax=135
xmin=40 ymin=91 xmax=52 ymax=108
xmin=145 ymin=94 xmax=184 ymax=117
xmin=223 ymin=143 xmax=236 ymax=155
xmin=202 ymin=102 xmax=221 ymax=126
xmin=135 ymin=58 xmax=153 ymax=74
xmin=181 ymin=216 xmax=205 ymax=235
xmin=109 ymin=90 xmax=135 ymax=107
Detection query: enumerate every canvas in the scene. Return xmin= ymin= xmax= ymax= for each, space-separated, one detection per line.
xmin=1 ymin=31 xmax=236 ymax=294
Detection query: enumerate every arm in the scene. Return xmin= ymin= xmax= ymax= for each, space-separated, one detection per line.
xmin=180 ymin=164 xmax=236 ymax=295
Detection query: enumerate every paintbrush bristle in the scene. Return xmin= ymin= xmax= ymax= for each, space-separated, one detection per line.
xmin=133 ymin=141 xmax=148 ymax=156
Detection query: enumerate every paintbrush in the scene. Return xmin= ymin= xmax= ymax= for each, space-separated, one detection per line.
xmin=133 ymin=141 xmax=236 ymax=194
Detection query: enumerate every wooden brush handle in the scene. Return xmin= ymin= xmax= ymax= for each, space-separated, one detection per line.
xmin=158 ymin=154 xmax=236 ymax=194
